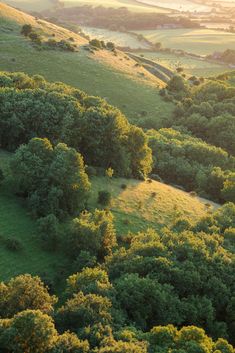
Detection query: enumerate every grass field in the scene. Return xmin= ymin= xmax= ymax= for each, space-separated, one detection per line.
xmin=1 ymin=0 xmax=52 ymax=11
xmin=89 ymin=176 xmax=218 ymax=235
xmin=82 ymin=27 xmax=151 ymax=49
xmin=137 ymin=0 xmax=211 ymax=12
xmin=0 ymin=30 xmax=172 ymax=127
xmin=136 ymin=51 xmax=233 ymax=77
xmin=135 ymin=28 xmax=235 ymax=55
xmin=62 ymin=0 xmax=169 ymax=12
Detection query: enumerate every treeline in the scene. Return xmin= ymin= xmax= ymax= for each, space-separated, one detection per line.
xmin=148 ymin=128 xmax=235 ymax=202
xmin=0 ymin=202 xmax=234 ymax=351
xmin=208 ymin=49 xmax=235 ymax=65
xmin=0 ymin=72 xmax=152 ymax=180
xmin=45 ymin=6 xmax=199 ymax=31
xmin=167 ymin=77 xmax=235 ymax=156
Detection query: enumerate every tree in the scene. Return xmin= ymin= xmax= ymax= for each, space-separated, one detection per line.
xmin=67 ymin=210 xmax=117 ymax=259
xmin=0 ymin=274 xmax=57 ymax=318
xmin=51 ymin=332 xmax=89 ymax=353
xmin=10 ymin=138 xmax=90 ymax=218
xmin=222 ymin=173 xmax=235 ymax=203
xmin=56 ymin=292 xmax=112 ymax=332
xmin=21 ymin=24 xmax=33 ymax=36
xmin=0 ymin=310 xmax=57 ymax=353
xmin=66 ymin=267 xmax=112 ymax=297
xmin=37 ymin=214 xmax=60 ymax=250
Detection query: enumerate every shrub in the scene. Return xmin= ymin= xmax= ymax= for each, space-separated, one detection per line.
xmin=21 ymin=24 xmax=33 ymax=36
xmin=29 ymin=31 xmax=42 ymax=44
xmin=0 ymin=168 xmax=4 ymax=185
xmin=224 ymin=228 xmax=235 ymax=244
xmin=121 ymin=184 xmax=127 ymax=190
xmin=106 ymin=42 xmax=115 ymax=50
xmin=86 ymin=166 xmax=97 ymax=177
xmin=189 ymin=191 xmax=197 ymax=197
xmin=98 ymin=191 xmax=111 ymax=206
xmin=73 ymin=251 xmax=97 ymax=273
xmin=37 ymin=214 xmax=60 ymax=251
xmin=5 ymin=238 xmax=22 ymax=251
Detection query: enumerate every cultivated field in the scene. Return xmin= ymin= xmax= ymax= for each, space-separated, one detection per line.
xmin=137 ymin=0 xmax=211 ymax=12
xmin=135 ymin=28 xmax=235 ymax=55
xmin=137 ymin=51 xmax=233 ymax=77
xmin=62 ymin=0 xmax=169 ymax=12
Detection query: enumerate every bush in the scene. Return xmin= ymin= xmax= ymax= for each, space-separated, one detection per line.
xmin=21 ymin=24 xmax=33 ymax=36
xmin=37 ymin=214 xmax=60 ymax=251
xmin=0 ymin=168 xmax=4 ymax=185
xmin=5 ymin=238 xmax=23 ymax=252
xmin=28 ymin=31 xmax=42 ymax=44
xmin=73 ymin=251 xmax=97 ymax=273
xmin=224 ymin=228 xmax=235 ymax=244
xmin=121 ymin=184 xmax=127 ymax=190
xmin=86 ymin=166 xmax=97 ymax=177
xmin=98 ymin=191 xmax=111 ymax=206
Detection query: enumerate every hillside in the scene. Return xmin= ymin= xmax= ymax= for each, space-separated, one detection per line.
xmin=0 ymin=149 xmax=218 ymax=282
xmin=90 ymin=176 xmax=219 ymax=234
xmin=0 ymin=2 xmax=172 ymax=125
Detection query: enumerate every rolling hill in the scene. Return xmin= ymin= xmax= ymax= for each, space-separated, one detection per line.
xmin=0 ymin=150 xmax=219 ymax=282
xmin=0 ymin=2 xmax=173 ymax=126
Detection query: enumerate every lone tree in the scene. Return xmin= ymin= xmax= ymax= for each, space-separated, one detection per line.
xmin=21 ymin=24 xmax=33 ymax=36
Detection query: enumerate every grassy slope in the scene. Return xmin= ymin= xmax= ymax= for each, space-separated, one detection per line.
xmin=0 ymin=150 xmax=219 ymax=282
xmin=0 ymin=2 xmax=172 ymax=125
xmin=89 ymin=176 xmax=218 ymax=235
xmin=137 ymin=51 xmax=233 ymax=77
xmin=135 ymin=28 xmax=235 ymax=56
xmin=1 ymin=0 xmax=52 ymax=12
xmin=0 ymin=151 xmax=67 ymax=283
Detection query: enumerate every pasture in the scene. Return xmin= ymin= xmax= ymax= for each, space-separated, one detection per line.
xmin=135 ymin=28 xmax=235 ymax=55
xmin=0 ymin=31 xmax=172 ymax=127
xmin=137 ymin=51 xmax=233 ymax=77
xmin=82 ymin=26 xmax=151 ymax=49
xmin=62 ymin=0 xmax=169 ymax=12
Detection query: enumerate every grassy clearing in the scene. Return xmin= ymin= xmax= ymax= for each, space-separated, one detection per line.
xmin=135 ymin=28 xmax=235 ymax=55
xmin=136 ymin=51 xmax=233 ymax=77
xmin=89 ymin=176 xmax=218 ymax=235
xmin=0 ymin=150 xmax=67 ymax=283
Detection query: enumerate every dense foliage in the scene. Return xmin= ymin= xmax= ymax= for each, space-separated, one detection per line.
xmin=0 ymin=69 xmax=235 ymax=352
xmin=170 ymin=80 xmax=235 ymax=155
xmin=10 ymin=137 xmax=90 ymax=218
xmin=0 ymin=72 xmax=152 ymax=178
xmin=148 ymin=128 xmax=235 ymax=202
